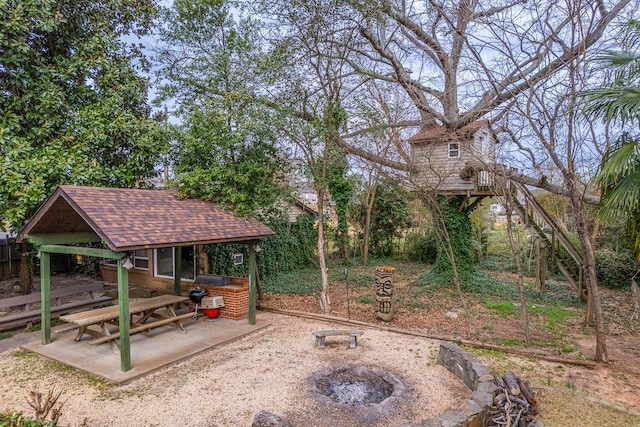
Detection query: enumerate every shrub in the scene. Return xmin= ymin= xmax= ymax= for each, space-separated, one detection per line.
xmin=0 ymin=412 xmax=55 ymax=427
xmin=595 ymin=248 xmax=639 ymax=289
xmin=204 ymin=214 xmax=317 ymax=279
xmin=404 ymin=230 xmax=438 ymax=263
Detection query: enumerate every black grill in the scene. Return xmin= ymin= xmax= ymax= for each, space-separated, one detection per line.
xmin=188 ymin=287 xmax=208 ymax=320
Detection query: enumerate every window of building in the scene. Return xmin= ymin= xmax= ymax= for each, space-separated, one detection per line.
xmin=475 ymin=130 xmax=493 ymax=159
xmin=103 ymin=250 xmax=148 ymax=270
xmin=153 ymin=246 xmax=196 ymax=280
xmin=103 ymin=258 xmax=117 ymax=266
xmin=133 ymin=249 xmax=149 ymax=270
xmin=448 ymin=142 xmax=460 ymax=158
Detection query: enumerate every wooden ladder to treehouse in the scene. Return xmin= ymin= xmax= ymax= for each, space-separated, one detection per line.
xmin=509 ymin=181 xmax=587 ymax=302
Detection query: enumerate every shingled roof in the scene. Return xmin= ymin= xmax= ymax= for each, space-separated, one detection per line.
xmin=408 ymin=120 xmax=488 ymax=143
xmin=18 ymin=186 xmax=274 ymax=251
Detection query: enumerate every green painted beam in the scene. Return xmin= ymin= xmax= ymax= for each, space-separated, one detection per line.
xmin=248 ymin=242 xmax=257 ymax=325
xmin=117 ymin=259 xmax=131 ymax=372
xmin=26 ymin=232 xmax=102 ymax=246
xmin=38 ymin=244 xmax=124 ymax=259
xmin=40 ymin=252 xmax=51 ymax=344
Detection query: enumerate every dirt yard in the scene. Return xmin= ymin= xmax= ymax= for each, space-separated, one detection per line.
xmin=260 ymin=266 xmax=640 ymax=426
xmin=1 ymin=269 xmax=639 ymax=426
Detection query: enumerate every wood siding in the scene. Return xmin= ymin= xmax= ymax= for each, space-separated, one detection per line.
xmin=409 ymin=126 xmax=496 ymax=196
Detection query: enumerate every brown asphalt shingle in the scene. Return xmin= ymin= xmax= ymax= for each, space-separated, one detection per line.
xmin=19 ymin=186 xmax=274 ymax=251
xmin=408 ymin=120 xmax=488 ymax=143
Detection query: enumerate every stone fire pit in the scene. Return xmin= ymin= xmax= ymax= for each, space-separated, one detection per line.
xmin=309 ymin=364 xmax=411 ymax=423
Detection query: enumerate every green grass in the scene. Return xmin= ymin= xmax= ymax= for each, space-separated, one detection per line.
xmin=484 ymin=300 xmax=517 ymax=316
xmin=483 ymin=299 xmax=578 ymax=334
xmin=560 ymin=343 xmax=579 ymax=353
xmin=529 ymin=304 xmax=578 ymax=331
xmin=13 ymin=350 xmax=38 ymax=360
xmin=0 ymin=412 xmax=54 ymax=427
xmin=261 ymin=268 xmax=322 ymax=295
xmin=465 ymin=347 xmax=510 ymax=362
xmin=262 ymin=259 xmax=428 ymax=295
xmin=0 ymin=331 xmax=12 ymax=341
xmin=358 ymin=295 xmax=374 ymax=305
xmin=328 ymin=268 xmax=372 ymax=288
xmin=498 ymin=337 xmax=523 ymax=346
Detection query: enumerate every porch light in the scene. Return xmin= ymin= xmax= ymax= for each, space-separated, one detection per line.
xmin=122 ymin=255 xmax=134 ymax=270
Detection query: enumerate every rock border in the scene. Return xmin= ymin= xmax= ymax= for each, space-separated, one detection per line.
xmin=412 ymin=341 xmax=497 ymax=427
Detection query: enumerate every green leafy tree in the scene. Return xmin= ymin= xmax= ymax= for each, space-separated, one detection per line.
xmin=171 ymin=109 xmax=287 ymax=217
xmin=352 ymin=180 xmax=412 ymax=257
xmin=325 ymin=107 xmax=354 ymax=264
xmin=155 ymin=0 xmax=287 ymax=217
xmin=0 ymin=0 xmax=166 ymax=230
xmin=583 ymin=20 xmax=640 ymax=259
xmin=596 ymin=135 xmax=640 ymax=259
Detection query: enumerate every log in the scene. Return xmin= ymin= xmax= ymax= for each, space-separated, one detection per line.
xmin=631 ymin=277 xmax=639 ymax=321
xmin=518 ymin=378 xmax=537 ymax=405
xmin=489 ymin=371 xmax=540 ymax=427
xmin=504 ymin=370 xmax=522 ymax=396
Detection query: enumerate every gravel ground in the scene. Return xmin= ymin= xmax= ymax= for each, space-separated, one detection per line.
xmin=0 ymin=311 xmax=469 ymax=427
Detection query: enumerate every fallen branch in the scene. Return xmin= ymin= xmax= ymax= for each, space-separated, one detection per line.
xmin=489 ymin=371 xmax=541 ymax=427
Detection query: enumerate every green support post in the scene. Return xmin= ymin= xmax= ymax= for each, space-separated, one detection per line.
xmin=248 ymin=242 xmax=257 ymax=325
xmin=40 ymin=251 xmax=51 ymax=344
xmin=117 ymin=258 xmax=131 ymax=372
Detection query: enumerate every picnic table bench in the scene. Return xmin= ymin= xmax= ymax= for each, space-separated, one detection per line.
xmin=0 ymin=282 xmax=113 ymax=332
xmin=60 ymin=294 xmax=191 ymax=355
xmin=312 ymin=329 xmax=364 ymax=349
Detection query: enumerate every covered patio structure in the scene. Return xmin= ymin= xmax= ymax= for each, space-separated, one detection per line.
xmin=17 ymin=185 xmax=274 ymax=372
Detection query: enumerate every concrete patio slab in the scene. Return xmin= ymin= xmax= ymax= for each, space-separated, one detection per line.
xmin=20 ymin=316 xmax=269 ymax=384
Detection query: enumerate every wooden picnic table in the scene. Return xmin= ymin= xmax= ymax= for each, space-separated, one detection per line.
xmin=60 ymin=294 xmax=192 ymax=354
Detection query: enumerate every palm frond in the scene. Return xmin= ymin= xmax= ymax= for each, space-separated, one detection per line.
xmin=595 ymin=51 xmax=640 ymax=67
xmin=598 ymin=138 xmax=640 ymax=179
xmin=582 ymin=86 xmax=640 ymax=123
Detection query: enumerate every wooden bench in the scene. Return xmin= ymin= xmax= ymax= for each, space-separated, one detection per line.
xmin=61 ymin=294 xmax=190 ymax=354
xmin=312 ymin=329 xmax=364 ymax=349
xmin=0 ymin=282 xmax=113 ymax=332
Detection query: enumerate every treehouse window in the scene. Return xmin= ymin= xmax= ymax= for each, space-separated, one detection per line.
xmin=448 ymin=142 xmax=460 ymax=158
xmin=475 ymin=130 xmax=493 ymax=159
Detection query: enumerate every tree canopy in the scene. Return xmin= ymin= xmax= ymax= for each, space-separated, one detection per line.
xmin=155 ymin=0 xmax=288 ymax=217
xmin=584 ymin=20 xmax=640 ymax=259
xmin=0 ymin=0 xmax=167 ymax=230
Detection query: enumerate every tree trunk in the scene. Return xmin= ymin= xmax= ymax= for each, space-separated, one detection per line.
xmin=569 ymin=182 xmax=607 ymax=362
xmin=631 ymin=275 xmax=639 ymax=321
xmin=19 ymin=241 xmax=32 ymax=295
xmin=362 ymin=179 xmax=378 ymax=266
xmin=504 ymin=195 xmax=531 ymax=342
xmin=316 ymin=188 xmax=331 ymax=314
xmin=427 ymin=194 xmax=475 ymax=337
xmin=431 ymin=196 xmax=475 ymax=279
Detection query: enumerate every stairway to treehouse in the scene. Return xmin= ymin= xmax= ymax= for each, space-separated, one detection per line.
xmin=509 ymin=181 xmax=587 ymax=302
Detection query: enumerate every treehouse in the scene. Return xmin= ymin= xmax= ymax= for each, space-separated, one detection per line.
xmin=408 ymin=121 xmax=589 ymax=314
xmin=408 ymin=120 xmax=501 ymax=196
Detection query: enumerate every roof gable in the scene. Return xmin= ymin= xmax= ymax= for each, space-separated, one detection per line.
xmin=408 ymin=120 xmax=489 ymax=144
xmin=19 ymin=186 xmax=274 ymax=251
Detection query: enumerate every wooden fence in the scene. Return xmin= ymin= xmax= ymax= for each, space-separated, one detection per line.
xmin=0 ymin=236 xmax=21 ymax=280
